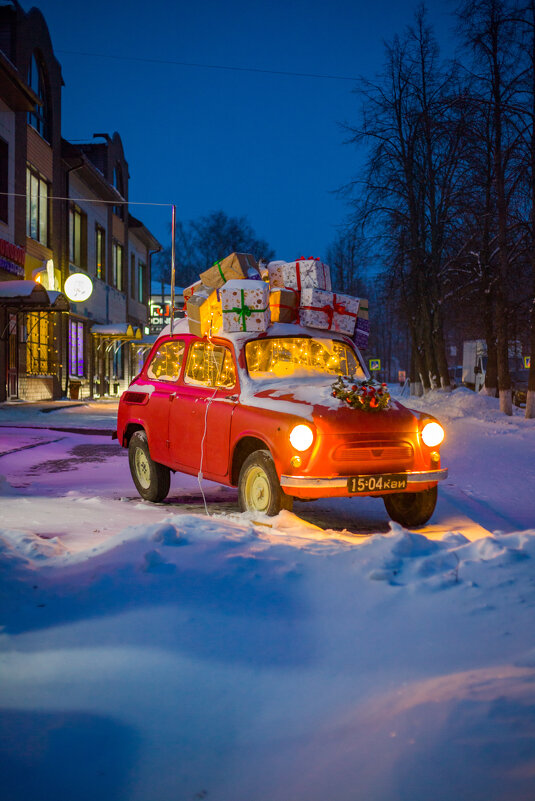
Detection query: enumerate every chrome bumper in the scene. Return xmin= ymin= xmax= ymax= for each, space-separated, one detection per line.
xmin=280 ymin=468 xmax=448 ymax=490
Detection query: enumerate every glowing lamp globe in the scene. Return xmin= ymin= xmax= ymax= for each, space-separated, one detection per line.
xmin=64 ymin=273 xmax=93 ymax=302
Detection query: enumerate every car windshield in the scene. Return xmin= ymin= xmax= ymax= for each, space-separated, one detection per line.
xmin=245 ymin=336 xmax=366 ymax=380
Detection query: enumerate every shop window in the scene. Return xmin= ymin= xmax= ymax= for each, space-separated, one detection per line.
xmin=0 ymin=138 xmax=7 ymax=223
xmin=112 ymin=345 xmax=124 ymax=379
xmin=26 ymin=165 xmax=49 ymax=245
xmin=26 ymin=312 xmax=52 ymax=375
xmin=96 ymin=225 xmax=105 ymax=279
xmin=69 ymin=320 xmax=84 ymax=377
xmin=112 ymin=241 xmax=124 ymax=290
xmin=147 ymin=340 xmax=185 ymax=381
xmin=27 ymin=53 xmax=49 ymax=141
xmin=69 ymin=204 xmax=87 ymax=268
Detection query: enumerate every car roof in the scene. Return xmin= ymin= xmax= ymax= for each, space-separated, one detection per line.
xmin=157 ymin=319 xmax=355 ymax=347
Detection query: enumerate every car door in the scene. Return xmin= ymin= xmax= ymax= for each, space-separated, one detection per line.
xmin=141 ymin=337 xmax=186 ymax=464
xmin=168 ymin=339 xmax=238 ymax=477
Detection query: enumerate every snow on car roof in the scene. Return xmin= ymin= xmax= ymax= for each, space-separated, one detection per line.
xmin=157 ymin=319 xmax=355 ymax=346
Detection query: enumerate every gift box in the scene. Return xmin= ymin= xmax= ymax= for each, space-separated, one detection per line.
xmin=298 ymin=287 xmax=333 ymax=330
xmin=266 ymin=260 xmax=287 ymax=288
xmin=353 ymin=298 xmax=369 ymax=350
xmin=269 ymin=287 xmax=299 ymax=323
xmin=331 ymin=293 xmax=360 ymax=336
xmin=200 ymin=252 xmax=258 ymax=289
xmin=220 ymin=279 xmax=271 ymax=333
xmin=282 ymin=257 xmax=331 ymax=292
xmin=183 ymin=280 xmax=202 ymax=303
xmin=186 ymin=286 xmax=223 ymax=337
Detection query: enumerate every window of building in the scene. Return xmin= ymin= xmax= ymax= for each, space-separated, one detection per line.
xmin=27 ymin=53 xmax=49 ymax=141
xmin=26 ymin=312 xmax=52 ymax=375
xmin=96 ymin=225 xmax=105 ymax=279
xmin=130 ymin=253 xmax=136 ymax=299
xmin=112 ymin=241 xmax=123 ymax=290
xmin=69 ymin=204 xmax=87 ymax=268
xmin=138 ymin=261 xmax=146 ymax=303
xmin=26 ymin=165 xmax=49 ymax=245
xmin=68 ymin=320 xmax=84 ymax=377
xmin=112 ymin=345 xmax=124 ymax=380
xmin=0 ymin=138 xmax=7 ymax=224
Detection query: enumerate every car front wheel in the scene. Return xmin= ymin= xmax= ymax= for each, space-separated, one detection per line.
xmin=238 ymin=450 xmax=293 ymax=516
xmin=383 ymin=485 xmax=437 ymax=528
xmin=128 ymin=430 xmax=171 ymax=502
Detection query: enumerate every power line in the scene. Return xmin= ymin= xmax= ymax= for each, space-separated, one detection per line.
xmin=0 ymin=192 xmax=173 ymax=207
xmin=56 ymin=49 xmax=358 ymax=83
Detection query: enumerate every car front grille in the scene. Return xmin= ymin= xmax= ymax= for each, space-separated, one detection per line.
xmin=332 ymin=437 xmax=414 ymax=467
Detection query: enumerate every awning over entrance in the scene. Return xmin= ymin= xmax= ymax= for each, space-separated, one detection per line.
xmin=0 ymin=280 xmax=69 ymax=311
xmin=91 ymin=323 xmax=143 ymax=340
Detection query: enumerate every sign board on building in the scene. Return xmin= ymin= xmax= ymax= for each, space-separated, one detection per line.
xmin=369 ymin=359 xmax=381 ymax=371
xmin=64 ymin=273 xmax=93 ymax=302
xmin=0 ymin=238 xmax=25 ymax=278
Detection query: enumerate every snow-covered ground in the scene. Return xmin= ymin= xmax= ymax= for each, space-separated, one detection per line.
xmin=1 ymin=388 xmax=535 ymax=801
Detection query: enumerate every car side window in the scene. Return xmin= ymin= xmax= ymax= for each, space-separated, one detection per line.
xmin=184 ymin=341 xmax=236 ymax=388
xmin=146 ymin=340 xmax=185 ymax=381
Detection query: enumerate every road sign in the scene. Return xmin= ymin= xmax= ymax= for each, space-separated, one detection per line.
xmin=525 ymin=356 xmax=531 ymax=369
xmin=398 ymin=370 xmax=406 ymax=383
xmin=369 ymin=359 xmax=381 ymax=371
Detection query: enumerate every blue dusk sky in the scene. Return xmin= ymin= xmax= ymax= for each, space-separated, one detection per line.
xmin=26 ymin=0 xmax=453 ymax=263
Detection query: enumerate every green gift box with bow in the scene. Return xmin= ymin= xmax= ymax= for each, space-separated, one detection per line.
xmin=220 ymin=279 xmax=271 ymax=333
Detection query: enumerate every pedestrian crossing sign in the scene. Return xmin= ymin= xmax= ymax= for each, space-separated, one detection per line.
xmin=369 ymin=359 xmax=381 ymax=371
xmin=525 ymin=356 xmax=531 ymax=369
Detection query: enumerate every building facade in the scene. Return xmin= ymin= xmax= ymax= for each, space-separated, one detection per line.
xmin=0 ymin=1 xmax=160 ymax=402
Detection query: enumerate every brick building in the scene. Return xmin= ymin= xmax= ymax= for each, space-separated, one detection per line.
xmin=0 ymin=1 xmax=160 ymax=402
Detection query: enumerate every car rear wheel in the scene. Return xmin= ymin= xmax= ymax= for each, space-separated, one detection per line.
xmin=383 ymin=485 xmax=437 ymax=528
xmin=238 ymin=450 xmax=293 ymax=516
xmin=128 ymin=430 xmax=170 ymax=502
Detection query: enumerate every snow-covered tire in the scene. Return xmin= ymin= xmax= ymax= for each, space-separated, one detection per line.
xmin=128 ymin=430 xmax=170 ymax=502
xmin=238 ymin=450 xmax=293 ymax=516
xmin=383 ymin=485 xmax=437 ymax=528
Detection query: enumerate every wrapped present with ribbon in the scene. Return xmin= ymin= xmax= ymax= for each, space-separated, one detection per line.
xmin=266 ymin=260 xmax=287 ymax=288
xmin=282 ymin=257 xmax=331 ymax=292
xmin=186 ymin=286 xmax=223 ymax=337
xmin=200 ymin=252 xmax=258 ymax=289
xmin=269 ymin=287 xmax=299 ymax=323
xmin=331 ymin=293 xmax=360 ymax=336
xmin=353 ymin=298 xmax=369 ymax=350
xmin=183 ymin=280 xmax=203 ymax=306
xmin=298 ymin=287 xmax=334 ymax=330
xmin=220 ymin=279 xmax=271 ymax=333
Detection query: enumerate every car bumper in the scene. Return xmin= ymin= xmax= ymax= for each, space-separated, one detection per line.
xmin=280 ymin=467 xmax=448 ymax=493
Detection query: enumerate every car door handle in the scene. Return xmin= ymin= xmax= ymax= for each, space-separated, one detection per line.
xmin=169 ymin=392 xmax=176 ymax=402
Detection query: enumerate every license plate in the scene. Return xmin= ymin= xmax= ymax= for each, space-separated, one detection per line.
xmin=347 ymin=474 xmax=408 ymax=493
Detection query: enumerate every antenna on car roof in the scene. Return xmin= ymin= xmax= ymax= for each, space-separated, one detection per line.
xmin=170 ymin=204 xmax=177 ymax=334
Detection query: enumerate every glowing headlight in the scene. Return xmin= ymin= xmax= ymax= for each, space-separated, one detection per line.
xmin=421 ymin=421 xmax=445 ymax=448
xmin=289 ymin=424 xmax=314 ymax=451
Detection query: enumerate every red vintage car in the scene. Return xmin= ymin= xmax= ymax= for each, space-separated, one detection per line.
xmin=116 ymin=321 xmax=447 ymax=527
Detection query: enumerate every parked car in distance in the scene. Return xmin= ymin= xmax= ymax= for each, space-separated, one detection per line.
xmin=511 ymin=368 xmax=529 ymax=407
xmin=116 ymin=321 xmax=448 ymax=528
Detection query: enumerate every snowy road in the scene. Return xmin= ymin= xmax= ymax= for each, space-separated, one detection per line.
xmin=1 ymin=391 xmax=535 ymax=801
xmin=0 ymin=422 xmax=506 ymax=541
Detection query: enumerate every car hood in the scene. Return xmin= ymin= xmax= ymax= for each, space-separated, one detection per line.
xmin=241 ymin=379 xmax=419 ymax=433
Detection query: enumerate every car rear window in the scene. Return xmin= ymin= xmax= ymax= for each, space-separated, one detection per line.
xmin=146 ymin=340 xmax=185 ymax=381
xmin=245 ymin=337 xmax=366 ymax=379
xmin=184 ymin=341 xmax=236 ymax=388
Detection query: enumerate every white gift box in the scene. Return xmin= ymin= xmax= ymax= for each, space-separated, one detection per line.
xmin=267 ymin=260 xmax=287 ymax=288
xmin=332 ymin=293 xmax=360 ymax=336
xmin=220 ymin=279 xmax=271 ymax=333
xmin=282 ymin=258 xmax=331 ymax=291
xmin=298 ymin=287 xmax=333 ymax=330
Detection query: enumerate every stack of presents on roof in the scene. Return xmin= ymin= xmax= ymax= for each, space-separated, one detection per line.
xmin=183 ymin=252 xmax=369 ymax=351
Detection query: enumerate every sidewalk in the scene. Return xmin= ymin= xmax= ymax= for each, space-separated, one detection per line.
xmin=0 ymin=399 xmax=119 ymax=434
